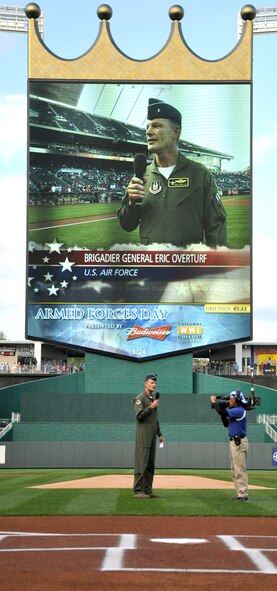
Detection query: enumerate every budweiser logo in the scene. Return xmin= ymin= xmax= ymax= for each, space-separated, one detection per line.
xmin=127 ymin=325 xmax=172 ymax=341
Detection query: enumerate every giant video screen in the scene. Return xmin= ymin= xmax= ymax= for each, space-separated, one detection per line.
xmin=26 ymin=81 xmax=251 ymax=360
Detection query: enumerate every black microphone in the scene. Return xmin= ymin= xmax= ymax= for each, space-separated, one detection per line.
xmin=155 ymin=391 xmax=160 ymax=400
xmin=133 ymin=153 xmax=147 ymax=180
xmin=133 ymin=153 xmax=147 ymax=204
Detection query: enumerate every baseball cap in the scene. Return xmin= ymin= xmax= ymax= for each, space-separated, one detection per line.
xmin=230 ymin=390 xmax=248 ymax=404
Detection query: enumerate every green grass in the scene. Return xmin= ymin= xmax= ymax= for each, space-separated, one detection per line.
xmin=29 ymin=218 xmax=140 ymax=249
xmin=28 ymin=197 xmax=250 ymax=250
xmin=224 ymin=203 xmax=250 ymax=249
xmin=28 ymin=202 xmax=119 ymax=224
xmin=0 ymin=469 xmax=275 ymax=517
xmin=28 ymin=202 xmax=140 ymax=248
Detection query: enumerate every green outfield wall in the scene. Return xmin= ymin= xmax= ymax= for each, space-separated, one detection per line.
xmin=0 ymin=353 xmax=276 ymax=469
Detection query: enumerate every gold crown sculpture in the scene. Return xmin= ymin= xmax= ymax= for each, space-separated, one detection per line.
xmin=24 ymin=3 xmax=256 ymax=81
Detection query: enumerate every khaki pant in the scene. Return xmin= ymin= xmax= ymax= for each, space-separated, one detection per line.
xmin=229 ymin=436 xmax=249 ymax=498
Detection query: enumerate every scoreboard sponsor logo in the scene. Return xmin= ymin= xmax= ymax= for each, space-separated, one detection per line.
xmin=127 ymin=325 xmax=172 ymax=341
xmin=177 ymin=323 xmax=203 ymax=340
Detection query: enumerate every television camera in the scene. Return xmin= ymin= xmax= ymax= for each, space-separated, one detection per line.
xmin=210 ymin=388 xmax=261 ymax=411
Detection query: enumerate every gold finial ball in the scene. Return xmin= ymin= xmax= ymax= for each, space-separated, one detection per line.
xmin=169 ymin=5 xmax=184 ymax=21
xmin=241 ymin=4 xmax=256 ymax=21
xmin=97 ymin=4 xmax=113 ymax=20
xmin=24 ymin=3 xmax=41 ymax=19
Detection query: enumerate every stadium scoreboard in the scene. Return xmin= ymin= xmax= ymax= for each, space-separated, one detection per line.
xmin=25 ymin=4 xmax=255 ymax=361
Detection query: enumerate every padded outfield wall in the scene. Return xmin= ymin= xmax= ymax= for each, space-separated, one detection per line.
xmin=0 ymin=353 xmax=275 ymax=469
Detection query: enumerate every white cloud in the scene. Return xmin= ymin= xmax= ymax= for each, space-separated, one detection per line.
xmin=0 ymin=93 xmax=27 ymax=165
xmin=0 ymin=93 xmax=27 ymax=338
xmin=252 ymin=319 xmax=277 ymax=343
xmin=253 ymin=128 xmax=277 ymax=159
xmin=0 ymin=175 xmax=26 ymax=339
xmin=253 ymin=234 xmax=275 ymax=306
xmin=252 ymin=233 xmax=277 ymax=341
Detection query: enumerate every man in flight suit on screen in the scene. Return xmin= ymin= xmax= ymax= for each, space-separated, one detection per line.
xmin=118 ymin=98 xmax=227 ymax=247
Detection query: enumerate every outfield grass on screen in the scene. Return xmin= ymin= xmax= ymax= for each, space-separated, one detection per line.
xmin=28 ymin=196 xmax=250 ymax=250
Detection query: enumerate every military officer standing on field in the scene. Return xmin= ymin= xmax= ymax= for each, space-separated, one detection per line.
xmin=118 ymin=98 xmax=227 ymax=247
xmin=133 ymin=373 xmax=164 ymax=498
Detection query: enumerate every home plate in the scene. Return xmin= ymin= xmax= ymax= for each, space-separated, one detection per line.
xmin=151 ymin=538 xmax=208 ymax=544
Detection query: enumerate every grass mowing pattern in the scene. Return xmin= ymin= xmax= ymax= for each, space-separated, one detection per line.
xmin=28 ymin=197 xmax=250 ymax=250
xmin=28 ymin=203 xmax=119 ymax=224
xmin=0 ymin=469 xmax=275 ymax=517
xmin=29 ymin=217 xmax=140 ymax=249
xmin=224 ymin=203 xmax=250 ymax=249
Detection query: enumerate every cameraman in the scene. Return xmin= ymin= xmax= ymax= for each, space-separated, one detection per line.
xmin=210 ymin=391 xmax=249 ymax=502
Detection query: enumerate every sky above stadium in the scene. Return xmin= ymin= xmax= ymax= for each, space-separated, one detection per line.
xmin=0 ymin=0 xmax=276 ymax=343
xmin=78 ymin=82 xmax=250 ymax=171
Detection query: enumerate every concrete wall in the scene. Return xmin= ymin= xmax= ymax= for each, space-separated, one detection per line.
xmin=1 ymin=441 xmax=274 ymax=470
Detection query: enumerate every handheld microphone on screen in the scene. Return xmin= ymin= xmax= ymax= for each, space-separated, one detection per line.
xmin=155 ymin=391 xmax=160 ymax=400
xmin=134 ymin=153 xmax=147 ymax=180
xmin=133 ymin=153 xmax=147 ymax=204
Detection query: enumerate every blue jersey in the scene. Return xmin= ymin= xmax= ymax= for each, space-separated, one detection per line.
xmin=227 ymin=406 xmax=247 ymax=437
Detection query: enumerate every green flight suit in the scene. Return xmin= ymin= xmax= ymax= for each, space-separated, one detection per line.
xmin=133 ymin=390 xmax=162 ymax=495
xmin=118 ymin=152 xmax=227 ymax=247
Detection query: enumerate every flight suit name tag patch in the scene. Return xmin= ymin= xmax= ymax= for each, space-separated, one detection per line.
xmin=149 ymin=181 xmax=162 ymax=194
xmin=168 ymin=177 xmax=190 ymax=188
